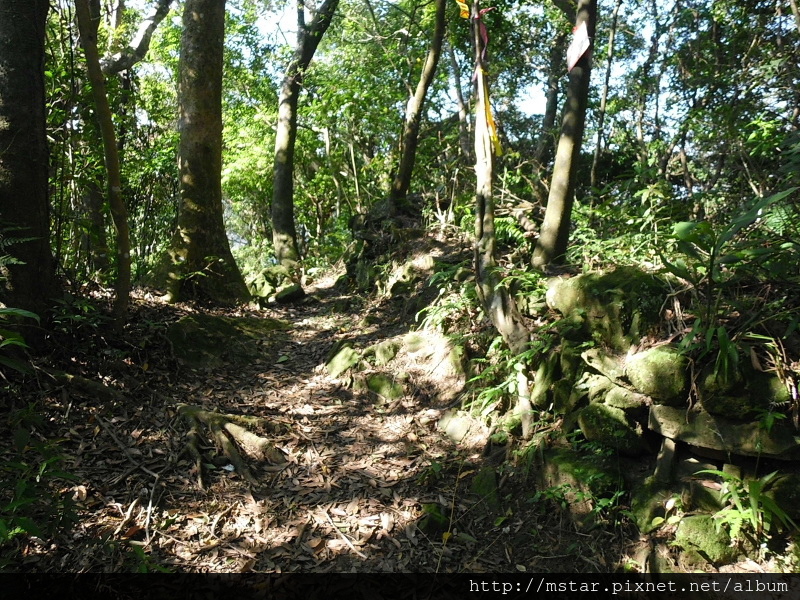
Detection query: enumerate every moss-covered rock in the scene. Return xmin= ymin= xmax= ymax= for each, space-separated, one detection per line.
xmin=585 ymin=374 xmax=615 ymax=402
xmin=766 ymin=473 xmax=800 ymax=521
xmin=625 ymin=346 xmax=687 ymax=404
xmin=326 ymin=344 xmax=361 ymax=378
xmin=536 ymin=446 xmax=625 ymax=529
xmin=577 ymin=403 xmax=648 ymax=456
xmin=275 ymin=283 xmax=306 ymax=304
xmin=674 ymin=514 xmax=739 ymax=566
xmin=699 ymin=393 xmax=768 ymax=421
xmin=629 ymin=477 xmax=674 ymax=533
xmin=605 ymin=385 xmax=649 ymax=420
xmin=546 ymin=267 xmax=669 ymax=351
xmin=581 ymin=348 xmax=625 ymax=382
xmin=650 ymin=404 xmax=800 ymax=459
xmin=365 ymin=339 xmax=401 ymax=366
xmin=471 ymin=466 xmax=501 ymax=511
xmin=365 ymin=373 xmax=404 ymax=400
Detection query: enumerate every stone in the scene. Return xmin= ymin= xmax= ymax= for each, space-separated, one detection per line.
xmin=438 ymin=409 xmax=474 ymax=443
xmin=546 ymin=267 xmax=669 ymax=351
xmin=629 ymin=476 xmax=673 ymax=533
xmin=604 ymin=385 xmax=649 ymax=419
xmin=625 ymin=346 xmax=687 ymax=404
xmin=577 ymin=403 xmax=648 ymax=456
xmin=470 ymin=466 xmax=501 ymax=511
xmin=581 ymin=348 xmax=625 ymax=382
xmin=275 ymin=283 xmax=306 ymax=304
xmin=584 ymin=373 xmax=615 ymax=402
xmin=649 ymin=404 xmax=800 ymax=459
xmin=766 ymin=473 xmax=800 ymax=521
xmin=674 ymin=514 xmax=739 ymax=566
xmin=365 ymin=373 xmax=404 ymax=400
xmin=326 ymin=344 xmax=361 ymax=378
xmin=366 ymin=340 xmax=401 ymax=366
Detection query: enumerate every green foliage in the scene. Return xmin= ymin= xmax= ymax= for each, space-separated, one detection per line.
xmin=698 ymin=469 xmax=797 ymax=548
xmin=51 ymin=296 xmax=110 ymax=334
xmin=0 ymin=406 xmax=78 ymax=569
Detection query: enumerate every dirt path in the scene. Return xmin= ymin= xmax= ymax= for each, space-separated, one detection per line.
xmin=10 ymin=271 xmax=630 ymax=573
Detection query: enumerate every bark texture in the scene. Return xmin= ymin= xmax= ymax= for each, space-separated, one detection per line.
xmin=167 ymin=0 xmax=248 ymax=304
xmin=389 ymin=0 xmax=447 ymax=205
xmin=272 ymin=0 xmax=340 ymax=269
xmin=532 ymin=0 xmax=597 ymax=270
xmin=76 ymin=0 xmax=132 ymax=321
xmin=0 ymin=0 xmax=56 ymax=316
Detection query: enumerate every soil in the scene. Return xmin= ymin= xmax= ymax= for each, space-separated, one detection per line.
xmin=2 ymin=262 xmax=638 ymax=573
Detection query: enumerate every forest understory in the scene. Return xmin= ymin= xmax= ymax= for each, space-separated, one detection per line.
xmin=1 ymin=233 xmax=645 ymax=574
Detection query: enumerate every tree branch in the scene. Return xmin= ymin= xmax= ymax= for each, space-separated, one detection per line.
xmin=101 ymin=0 xmax=174 ymax=75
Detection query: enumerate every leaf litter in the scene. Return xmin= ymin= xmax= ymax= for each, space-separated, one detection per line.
xmin=4 ymin=256 xmax=632 ymax=574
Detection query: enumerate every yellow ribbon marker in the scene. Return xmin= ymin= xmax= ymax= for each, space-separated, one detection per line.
xmin=454 ymin=0 xmax=470 ymax=18
xmin=475 ymin=67 xmax=503 ymax=157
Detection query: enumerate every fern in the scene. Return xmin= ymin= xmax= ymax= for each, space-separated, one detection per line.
xmin=494 ymin=216 xmax=528 ymax=246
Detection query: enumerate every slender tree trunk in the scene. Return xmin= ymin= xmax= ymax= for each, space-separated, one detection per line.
xmin=272 ymin=0 xmax=339 ymax=269
xmin=389 ymin=0 xmax=447 ymax=206
xmin=532 ymin=0 xmax=597 ymax=270
xmin=0 ymin=0 xmax=57 ymax=317
xmin=590 ymin=0 xmax=622 ymax=189
xmin=532 ymin=30 xmax=568 ymax=169
xmin=448 ymin=43 xmax=473 ymax=164
xmin=166 ymin=0 xmax=248 ymax=304
xmin=76 ymin=0 xmax=131 ymax=321
xmin=470 ymin=1 xmax=530 ymax=401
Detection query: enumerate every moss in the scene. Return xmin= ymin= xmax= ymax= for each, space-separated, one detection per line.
xmin=674 ymin=514 xmax=739 ymax=566
xmin=577 ymin=402 xmax=647 ymax=456
xmin=546 ymin=267 xmax=670 ymax=351
xmin=471 ymin=466 xmax=501 ymax=511
xmin=629 ymin=476 xmax=673 ymax=533
xmin=365 ymin=373 xmax=404 ymax=400
xmin=166 ymin=314 xmax=289 ymax=368
xmin=326 ymin=344 xmax=361 ymax=378
xmin=625 ymin=346 xmax=687 ymax=403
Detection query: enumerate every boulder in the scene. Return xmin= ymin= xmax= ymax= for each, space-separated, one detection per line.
xmin=649 ymin=404 xmax=800 ymax=460
xmin=546 ymin=267 xmax=669 ymax=351
xmin=674 ymin=514 xmax=739 ymax=566
xmin=625 ymin=346 xmax=687 ymax=404
xmin=577 ymin=403 xmax=648 ymax=456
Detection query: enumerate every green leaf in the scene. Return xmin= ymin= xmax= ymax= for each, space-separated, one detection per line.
xmin=0 ymin=308 xmax=40 ymax=322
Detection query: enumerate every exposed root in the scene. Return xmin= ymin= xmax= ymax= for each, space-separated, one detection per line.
xmin=177 ymin=404 xmax=286 ymax=489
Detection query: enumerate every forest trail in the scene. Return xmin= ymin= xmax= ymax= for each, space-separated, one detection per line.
xmin=15 ymin=255 xmax=629 ymax=573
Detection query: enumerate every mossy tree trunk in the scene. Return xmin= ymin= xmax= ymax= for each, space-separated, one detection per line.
xmin=272 ymin=0 xmax=339 ymax=270
xmin=532 ymin=0 xmax=597 ymax=270
xmin=388 ymin=0 xmax=447 ymax=207
xmin=166 ymin=0 xmax=249 ymax=304
xmin=0 ymin=0 xmax=57 ymax=318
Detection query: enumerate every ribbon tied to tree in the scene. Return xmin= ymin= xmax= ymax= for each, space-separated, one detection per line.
xmin=454 ymin=0 xmax=502 ymax=156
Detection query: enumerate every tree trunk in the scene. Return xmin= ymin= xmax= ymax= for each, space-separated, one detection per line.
xmin=76 ymin=0 xmax=132 ymax=322
xmin=166 ymin=0 xmax=248 ymax=304
xmin=0 ymin=0 xmax=57 ymax=317
xmin=470 ymin=1 xmax=529 ymax=357
xmin=590 ymin=0 xmax=622 ymax=189
xmin=389 ymin=0 xmax=447 ymax=206
xmin=448 ymin=43 xmax=473 ymax=164
xmin=272 ymin=0 xmax=339 ymax=269
xmin=532 ymin=0 xmax=597 ymax=270
xmin=532 ymin=30 xmax=567 ymax=170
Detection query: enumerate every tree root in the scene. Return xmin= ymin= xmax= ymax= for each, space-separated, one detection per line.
xmin=177 ymin=404 xmax=287 ymax=489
